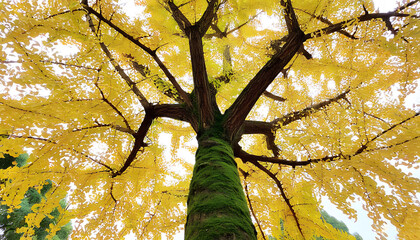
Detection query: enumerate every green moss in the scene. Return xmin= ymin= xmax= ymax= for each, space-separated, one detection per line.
xmin=196 ymin=112 xmax=228 ymax=141
xmin=185 ymin=134 xmax=257 ymax=240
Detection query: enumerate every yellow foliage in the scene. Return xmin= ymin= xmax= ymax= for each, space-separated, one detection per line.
xmin=1 ymin=0 xmax=419 ymax=239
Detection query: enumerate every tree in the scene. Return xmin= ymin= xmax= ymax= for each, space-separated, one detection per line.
xmin=317 ymin=210 xmax=363 ymax=240
xmin=272 ymin=210 xmax=363 ymax=240
xmin=0 ymin=153 xmax=72 ymax=240
xmin=0 ymin=0 xmax=419 ymax=239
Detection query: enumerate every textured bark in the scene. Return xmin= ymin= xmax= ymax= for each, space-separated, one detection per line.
xmin=224 ymin=31 xmax=305 ymax=140
xmin=189 ymin=27 xmax=219 ymax=128
xmin=185 ymin=131 xmax=256 ymax=240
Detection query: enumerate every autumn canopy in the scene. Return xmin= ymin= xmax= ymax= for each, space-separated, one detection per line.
xmin=0 ymin=0 xmax=419 ymax=239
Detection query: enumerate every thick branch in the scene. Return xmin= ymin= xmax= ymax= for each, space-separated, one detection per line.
xmin=196 ymin=0 xmax=221 ymax=36
xmin=82 ymin=2 xmax=191 ymax=107
xmin=167 ymin=0 xmax=192 ymax=35
xmin=224 ymin=31 xmax=305 ymax=140
xmin=242 ymin=89 xmax=350 ymax=135
xmin=112 ymin=113 xmax=153 ymax=177
xmin=280 ymin=0 xmax=301 ymax=32
xmin=241 ymin=90 xmax=349 ymax=156
xmin=153 ymin=104 xmax=198 ymax=132
xmin=167 ymin=1 xmax=221 ymax=127
xmin=189 ymin=26 xmax=219 ymax=128
xmin=111 ymin=103 xmax=199 ymax=176
xmin=236 ymin=148 xmax=314 ymax=167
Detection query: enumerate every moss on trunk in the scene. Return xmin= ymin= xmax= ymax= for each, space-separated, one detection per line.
xmin=185 ymin=131 xmax=257 ymax=240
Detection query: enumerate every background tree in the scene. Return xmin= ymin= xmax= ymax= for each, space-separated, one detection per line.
xmin=316 ymin=210 xmax=363 ymax=240
xmin=0 ymin=152 xmax=72 ymax=240
xmin=0 ymin=0 xmax=419 ymax=239
xmin=272 ymin=210 xmax=363 ymax=240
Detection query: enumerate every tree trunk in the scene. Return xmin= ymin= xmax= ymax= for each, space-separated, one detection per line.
xmin=185 ymin=130 xmax=257 ymax=239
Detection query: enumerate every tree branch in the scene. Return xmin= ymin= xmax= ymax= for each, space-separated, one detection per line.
xmin=94 ymin=81 xmax=133 ymax=131
xmin=112 ymin=113 xmax=153 ymax=177
xmin=241 ymin=89 xmax=349 ymax=156
xmin=9 ymin=134 xmax=115 ymax=172
xmin=224 ymin=31 xmax=305 ymax=140
xmin=81 ymin=2 xmax=192 ymax=107
xmin=280 ymin=0 xmax=301 ymax=33
xmin=205 ymin=13 xmax=260 ymax=39
xmin=263 ymin=91 xmax=287 ymax=102
xmin=0 ymin=101 xmax=65 ymax=122
xmin=166 ymin=1 xmax=220 ymax=128
xmin=126 ymin=55 xmax=182 ymax=102
xmin=273 ymin=88 xmax=350 ymax=127
xmin=167 ymin=0 xmax=192 ymax=35
xmin=238 ymin=111 xmax=420 ymax=167
xmin=294 ymin=8 xmax=357 ymax=39
xmin=85 ymin=14 xmax=151 ymax=109
xmin=305 ymin=12 xmax=412 ymax=40
xmin=242 ymin=177 xmax=267 ymax=240
xmin=72 ymin=123 xmax=135 ymax=135
xmin=189 ymin=26 xmax=220 ymax=128
xmin=355 ymin=111 xmax=420 ymax=155
xmin=396 ymin=0 xmax=419 ymax=12
xmin=236 ymin=148 xmax=314 ymax=167
xmin=153 ymin=104 xmax=198 ymax=132
xmin=196 ymin=0 xmax=221 ymax=36
xmin=250 ymin=160 xmax=305 ymax=238
xmin=1 ymin=60 xmax=101 ymax=71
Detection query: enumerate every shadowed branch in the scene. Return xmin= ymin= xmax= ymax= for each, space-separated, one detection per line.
xmin=197 ymin=0 xmax=221 ymax=36
xmin=280 ymin=0 xmax=301 ymax=33
xmin=166 ymin=1 xmax=220 ymax=127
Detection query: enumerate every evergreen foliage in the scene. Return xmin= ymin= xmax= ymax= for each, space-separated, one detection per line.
xmin=0 ymin=154 xmax=72 ymax=240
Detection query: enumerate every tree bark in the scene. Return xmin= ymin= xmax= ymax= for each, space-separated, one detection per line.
xmin=185 ymin=129 xmax=256 ymax=239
